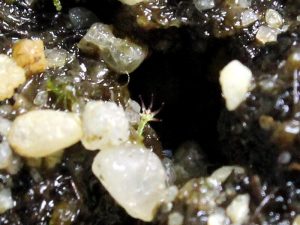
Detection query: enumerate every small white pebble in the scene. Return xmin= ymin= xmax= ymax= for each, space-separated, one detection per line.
xmin=0 ymin=188 xmax=14 ymax=214
xmin=25 ymin=0 xmax=36 ymax=6
xmin=226 ymin=194 xmax=250 ymax=224
xmin=230 ymin=0 xmax=251 ymax=8
xmin=125 ymin=99 xmax=141 ymax=125
xmin=210 ymin=166 xmax=245 ymax=184
xmin=256 ymin=25 xmax=279 ymax=44
xmin=0 ymin=54 xmax=26 ymax=101
xmin=92 ymin=143 xmax=167 ymax=222
xmin=118 ymin=0 xmax=146 ymax=5
xmin=168 ymin=212 xmax=184 ymax=225
xmin=193 ymin=0 xmax=215 ymax=11
xmin=164 ymin=185 xmax=179 ymax=203
xmin=265 ymin=9 xmax=283 ymax=29
xmin=8 ymin=110 xmax=82 ymax=158
xmin=0 ymin=117 xmax=11 ymax=138
xmin=241 ymin=9 xmax=259 ymax=27
xmin=6 ymin=156 xmax=22 ymax=175
xmin=82 ymin=101 xmax=130 ymax=151
xmin=293 ymin=215 xmax=300 ymax=225
xmin=0 ymin=105 xmax=13 ymax=118
xmin=208 ymin=209 xmax=228 ymax=225
xmin=219 ymin=60 xmax=253 ymax=111
xmin=33 ymin=91 xmax=48 ymax=107
xmin=45 ymin=48 xmax=68 ymax=68
xmin=0 ymin=142 xmax=12 ymax=170
xmin=281 ymin=24 xmax=289 ymax=32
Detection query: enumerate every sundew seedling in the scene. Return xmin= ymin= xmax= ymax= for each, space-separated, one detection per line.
xmin=137 ymin=95 xmax=164 ymax=140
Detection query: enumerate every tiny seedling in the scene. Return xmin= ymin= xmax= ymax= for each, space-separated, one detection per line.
xmin=137 ymin=95 xmax=164 ymax=139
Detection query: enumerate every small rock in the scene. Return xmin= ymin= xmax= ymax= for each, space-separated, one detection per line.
xmin=241 ymin=9 xmax=259 ymax=27
xmin=210 ymin=166 xmax=245 ymax=184
xmin=256 ymin=25 xmax=279 ymax=44
xmin=78 ymin=23 xmax=147 ymax=74
xmin=92 ymin=143 xmax=166 ymax=222
xmin=193 ymin=0 xmax=215 ymax=11
xmin=6 ymin=156 xmax=22 ymax=175
xmin=265 ymin=9 xmax=283 ymax=28
xmin=236 ymin=0 xmax=251 ymax=8
xmin=68 ymin=7 xmax=98 ymax=29
xmin=227 ymin=0 xmax=251 ymax=8
xmin=293 ymin=215 xmax=300 ymax=225
xmin=226 ymin=194 xmax=250 ymax=224
xmin=219 ymin=60 xmax=253 ymax=111
xmin=12 ymin=39 xmax=47 ymax=76
xmin=0 ymin=54 xmax=26 ymax=101
xmin=0 ymin=142 xmax=12 ymax=170
xmin=82 ymin=101 xmax=130 ymax=151
xmin=8 ymin=110 xmax=82 ymax=158
xmin=45 ymin=48 xmax=68 ymax=68
xmin=125 ymin=99 xmax=141 ymax=125
xmin=168 ymin=212 xmax=184 ymax=225
xmin=119 ymin=0 xmax=146 ymax=5
xmin=0 ymin=188 xmax=14 ymax=214
xmin=208 ymin=209 xmax=228 ymax=225
xmin=0 ymin=117 xmax=11 ymax=138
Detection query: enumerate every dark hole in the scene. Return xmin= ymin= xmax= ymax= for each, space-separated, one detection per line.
xmin=129 ymin=28 xmax=226 ymax=166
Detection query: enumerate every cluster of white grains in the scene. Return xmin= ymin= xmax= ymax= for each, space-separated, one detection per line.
xmin=200 ymin=166 xmax=250 ymax=225
xmin=82 ymin=101 xmax=167 ymax=221
xmin=5 ymin=99 xmax=167 ymax=221
xmin=256 ymin=9 xmax=284 ymax=44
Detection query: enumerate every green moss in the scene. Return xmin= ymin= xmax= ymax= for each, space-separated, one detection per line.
xmin=46 ymin=78 xmax=77 ymax=110
xmin=53 ymin=0 xmax=62 ymax=11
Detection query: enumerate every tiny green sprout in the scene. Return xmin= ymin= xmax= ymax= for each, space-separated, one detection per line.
xmin=137 ymin=95 xmax=163 ymax=139
xmin=46 ymin=79 xmax=76 ymax=110
xmin=53 ymin=0 xmax=62 ymax=11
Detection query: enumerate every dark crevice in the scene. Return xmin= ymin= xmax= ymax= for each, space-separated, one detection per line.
xmin=129 ymin=28 xmax=227 ymax=166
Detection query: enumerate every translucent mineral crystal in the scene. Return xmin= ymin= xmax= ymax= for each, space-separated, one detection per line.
xmin=241 ymin=9 xmax=259 ymax=27
xmin=92 ymin=143 xmax=167 ymax=221
xmin=256 ymin=25 xmax=279 ymax=44
xmin=78 ymin=23 xmax=147 ymax=74
xmin=0 ymin=189 xmax=14 ymax=214
xmin=193 ymin=0 xmax=215 ymax=11
xmin=265 ymin=9 xmax=283 ymax=29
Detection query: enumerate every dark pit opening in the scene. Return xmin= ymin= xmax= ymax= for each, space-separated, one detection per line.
xmin=129 ymin=28 xmax=228 ymax=167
